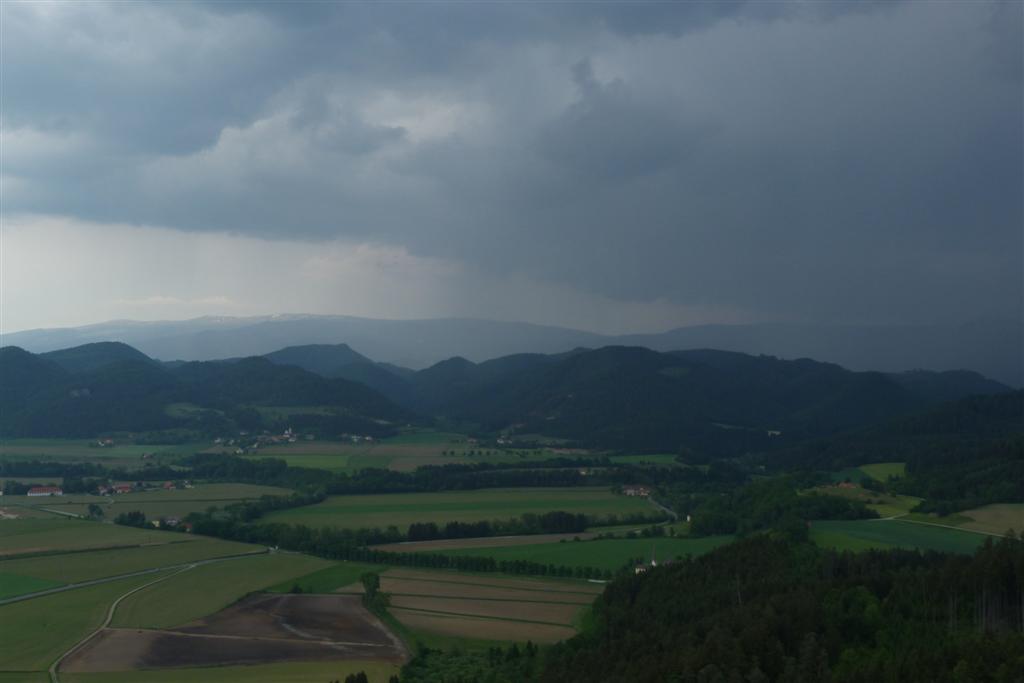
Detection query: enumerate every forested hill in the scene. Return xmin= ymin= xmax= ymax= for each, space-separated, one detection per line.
xmin=259 ymin=343 xmax=416 ymax=405
xmin=536 ymin=535 xmax=1024 ymax=683
xmin=2 ymin=341 xmax=1013 ymax=452
xmin=0 ymin=344 xmax=409 ymax=438
xmin=40 ymin=341 xmax=158 ymax=373
xmin=402 ymin=347 xmax=1011 ymax=453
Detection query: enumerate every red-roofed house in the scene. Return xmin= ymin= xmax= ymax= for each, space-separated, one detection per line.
xmin=113 ymin=484 xmax=133 ymax=494
xmin=27 ymin=486 xmax=63 ymax=497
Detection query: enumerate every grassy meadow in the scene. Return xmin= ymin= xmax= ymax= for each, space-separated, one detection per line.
xmin=16 ymin=483 xmax=294 ymax=520
xmin=811 ymin=519 xmax=989 ymax=554
xmin=0 ymin=517 xmax=175 ymax=556
xmin=829 ymin=462 xmax=906 ymax=484
xmin=236 ymin=430 xmax=570 ymax=473
xmin=262 ymin=487 xmax=654 ymax=531
xmin=809 ymin=484 xmax=922 ymax=518
xmin=424 ymin=535 xmax=735 ymax=571
xmin=0 ymin=438 xmax=205 ymax=470
xmin=112 ymin=552 xmax=332 ymax=629
xmin=0 ymin=571 xmax=173 ymax=672
xmin=0 ymin=537 xmax=258 ymax=586
xmin=61 ymin=661 xmax=402 ymax=683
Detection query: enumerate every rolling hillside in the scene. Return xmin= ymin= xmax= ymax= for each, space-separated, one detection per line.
xmin=0 ymin=344 xmax=409 ymax=438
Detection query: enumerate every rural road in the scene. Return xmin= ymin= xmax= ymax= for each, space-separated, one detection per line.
xmin=882 ymin=515 xmax=1008 ymax=538
xmin=0 ymin=549 xmax=268 ymax=606
xmin=48 ymin=564 xmax=193 ymax=683
xmin=45 ymin=550 xmax=270 ymax=683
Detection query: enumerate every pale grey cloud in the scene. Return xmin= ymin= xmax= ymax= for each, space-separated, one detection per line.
xmin=1 ymin=0 xmax=1020 ymax=332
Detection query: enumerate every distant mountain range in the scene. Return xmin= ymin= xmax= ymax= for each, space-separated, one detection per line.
xmin=1 ymin=340 xmax=1014 ymax=454
xmin=3 ymin=314 xmax=1020 ymax=386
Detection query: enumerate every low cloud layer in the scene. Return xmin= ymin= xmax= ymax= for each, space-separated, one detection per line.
xmin=2 ymin=1 xmax=1021 ymax=333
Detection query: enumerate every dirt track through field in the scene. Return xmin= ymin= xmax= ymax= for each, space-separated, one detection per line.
xmin=61 ymin=593 xmax=407 ymax=673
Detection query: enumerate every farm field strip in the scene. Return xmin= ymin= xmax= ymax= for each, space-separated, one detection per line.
xmin=380 ymin=585 xmax=593 ymax=604
xmin=372 ymin=531 xmax=598 ymax=553
xmin=377 ymin=568 xmax=594 ymax=645
xmin=0 ymin=549 xmax=268 ymax=607
xmin=262 ymin=487 xmax=653 ymax=531
xmin=892 ymin=516 xmax=1008 ymax=537
xmin=51 ymin=563 xmax=194 ymax=682
xmin=0 ymin=571 xmax=175 ymax=672
xmin=390 ymin=604 xmax=575 ymax=627
xmin=20 ymin=483 xmax=294 ymax=508
xmin=265 ymin=562 xmax=380 ymax=594
xmin=59 ymin=660 xmax=402 ymax=683
xmin=381 ymin=569 xmax=603 ymax=594
xmin=957 ymin=503 xmax=1024 ymax=536
xmin=0 ymin=571 xmax=63 ymax=601
xmin=388 ymin=595 xmax=579 ymax=624
xmin=62 ymin=593 xmax=406 ymax=675
xmin=426 ymin=535 xmax=735 ymax=571
xmin=0 ymin=519 xmax=192 ymax=556
xmin=111 ymin=552 xmax=333 ymax=629
xmin=811 ymin=519 xmax=989 ymax=554
xmin=1 ymin=538 xmax=260 ymax=584
xmin=389 ymin=608 xmax=576 ymax=644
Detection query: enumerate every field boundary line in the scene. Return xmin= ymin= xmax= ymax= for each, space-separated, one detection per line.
xmin=382 ymin=573 xmax=599 ymax=595
xmin=0 ymin=539 xmax=197 ymax=563
xmin=0 ymin=548 xmax=268 ymax=606
xmin=890 ymin=517 xmax=1007 ymax=538
xmin=386 ymin=591 xmax=590 ymax=606
xmin=47 ymin=550 xmax=277 ymax=683
xmin=389 ymin=605 xmax=573 ymax=627
xmin=48 ymin=564 xmax=191 ymax=683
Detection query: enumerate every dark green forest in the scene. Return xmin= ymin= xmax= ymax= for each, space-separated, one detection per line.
xmin=396 ymin=537 xmax=1024 ymax=683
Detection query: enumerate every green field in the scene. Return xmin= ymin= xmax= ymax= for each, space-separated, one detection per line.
xmin=17 ymin=483 xmax=294 ymax=520
xmin=0 ymin=572 xmax=62 ymax=600
xmin=897 ymin=504 xmax=1024 ymax=537
xmin=809 ymin=485 xmax=922 ymax=518
xmin=62 ymin=661 xmax=401 ymax=683
xmin=237 ymin=430 xmax=570 ymax=473
xmin=0 ymin=438 xmax=206 ymax=470
xmin=0 ymin=518 xmax=177 ymax=555
xmin=427 ymin=535 xmax=735 ymax=571
xmin=811 ymin=519 xmax=989 ymax=554
xmin=112 ymin=552 xmax=332 ymax=629
xmin=265 ymin=561 xmax=381 ymax=593
xmin=0 ymin=570 xmax=172 ymax=672
xmin=608 ymin=454 xmax=681 ymax=466
xmin=0 ymin=537 xmax=258 ymax=585
xmin=830 ymin=462 xmax=905 ymax=484
xmin=958 ymin=503 xmax=1024 ymax=536
xmin=262 ymin=487 xmax=655 ymax=531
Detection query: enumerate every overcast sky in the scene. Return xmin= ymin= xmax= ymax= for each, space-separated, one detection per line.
xmin=2 ymin=1 xmax=1021 ymax=335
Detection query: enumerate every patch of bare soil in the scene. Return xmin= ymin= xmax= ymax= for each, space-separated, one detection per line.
xmin=62 ymin=594 xmax=406 ymax=672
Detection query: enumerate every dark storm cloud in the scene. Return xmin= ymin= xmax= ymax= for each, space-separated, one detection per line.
xmin=2 ymin=0 xmax=1020 ymax=327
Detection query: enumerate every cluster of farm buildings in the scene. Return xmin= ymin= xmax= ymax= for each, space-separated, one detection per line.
xmin=22 ymin=480 xmax=191 ymax=497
